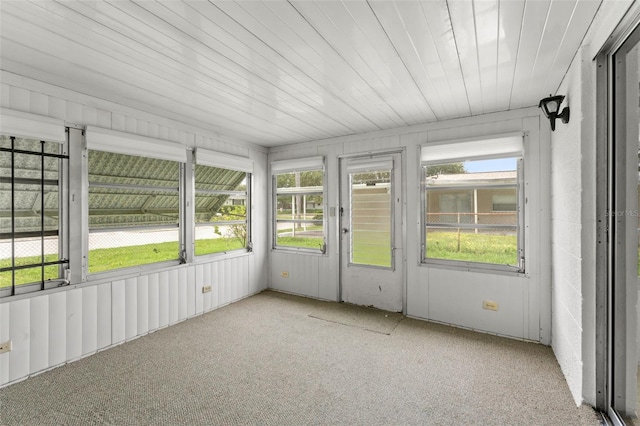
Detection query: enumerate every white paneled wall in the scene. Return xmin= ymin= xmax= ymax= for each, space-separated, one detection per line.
xmin=1 ymin=259 xmax=254 ymax=387
xmin=424 ymin=268 xmax=527 ymax=338
xmin=271 ymin=252 xmax=320 ymax=296
xmin=0 ymin=72 xmax=268 ymax=387
xmin=269 ymin=108 xmax=549 ymax=343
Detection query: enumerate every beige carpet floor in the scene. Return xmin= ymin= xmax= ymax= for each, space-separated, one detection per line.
xmin=308 ymin=300 xmax=404 ymax=334
xmin=1 ymin=290 xmax=601 ymax=425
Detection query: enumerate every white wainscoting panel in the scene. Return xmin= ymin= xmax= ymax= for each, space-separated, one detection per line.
xmin=168 ymin=270 xmax=179 ymax=325
xmin=177 ymin=268 xmax=188 ymax=322
xmin=159 ymin=272 xmax=170 ymax=329
xmin=81 ymin=286 xmax=98 ymax=357
xmin=148 ymin=274 xmax=159 ymax=333
xmin=0 ymin=303 xmax=9 ymax=384
xmin=270 ymin=252 xmax=320 ymax=298
xmin=48 ymin=292 xmax=67 ymax=367
xmin=111 ymin=280 xmax=126 ymax=344
xmin=97 ymin=283 xmax=112 ymax=350
xmin=208 ymin=262 xmax=221 ymax=310
xmin=125 ymin=278 xmax=138 ymax=341
xmin=187 ymin=266 xmax=196 ymax=318
xmin=1 ymin=256 xmax=260 ymax=388
xmin=424 ymin=267 xmax=527 ymax=339
xmin=29 ymin=295 xmax=49 ymax=375
xmin=137 ymin=275 xmax=149 ymax=337
xmin=65 ymin=289 xmax=83 ymax=361
xmin=195 ymin=264 xmax=205 ymax=314
xmin=9 ymin=299 xmax=29 ymax=382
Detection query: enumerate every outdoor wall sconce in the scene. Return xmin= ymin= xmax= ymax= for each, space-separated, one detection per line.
xmin=538 ymin=94 xmax=570 ymax=131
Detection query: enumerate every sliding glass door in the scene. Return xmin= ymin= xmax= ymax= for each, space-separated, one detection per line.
xmin=607 ymin=20 xmax=640 ymax=425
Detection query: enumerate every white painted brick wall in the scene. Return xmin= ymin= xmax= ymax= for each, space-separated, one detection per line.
xmin=550 ymin=45 xmax=585 ymax=405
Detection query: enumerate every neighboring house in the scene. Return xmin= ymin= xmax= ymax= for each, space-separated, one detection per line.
xmin=426 ymin=171 xmax=517 ymax=228
xmin=223 ymin=195 xmax=246 ymax=207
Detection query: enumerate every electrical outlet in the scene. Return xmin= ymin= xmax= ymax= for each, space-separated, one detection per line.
xmin=482 ymin=300 xmax=499 ymax=311
xmin=281 ymin=271 xmax=289 ymax=278
xmin=0 ymin=340 xmax=12 ymax=354
xmin=202 ymin=285 xmax=212 ymax=293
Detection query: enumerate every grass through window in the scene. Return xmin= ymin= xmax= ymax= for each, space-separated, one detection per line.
xmin=1 ymin=238 xmax=246 ymax=288
xmin=426 ymin=231 xmax=518 ymax=266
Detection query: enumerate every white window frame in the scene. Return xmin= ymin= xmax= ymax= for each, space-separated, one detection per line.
xmin=193 ymin=148 xmax=253 ymax=259
xmin=85 ymin=127 xmax=189 ymax=278
xmin=0 ymin=110 xmax=69 ymax=297
xmin=271 ymin=156 xmax=326 ymax=254
xmin=420 ymin=133 xmax=525 ymax=274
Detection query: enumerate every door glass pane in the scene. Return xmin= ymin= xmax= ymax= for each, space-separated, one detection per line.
xmin=350 ymin=169 xmax=391 ymax=267
xmin=614 ymin=32 xmax=640 ymax=422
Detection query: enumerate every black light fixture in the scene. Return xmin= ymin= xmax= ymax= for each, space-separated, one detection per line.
xmin=538 ymin=94 xmax=570 ymax=131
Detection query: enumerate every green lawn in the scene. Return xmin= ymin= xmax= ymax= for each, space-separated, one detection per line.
xmin=276 ymin=225 xmax=324 ymax=250
xmin=277 ymin=236 xmax=324 ymax=250
xmin=0 ymin=254 xmax=60 ymax=288
xmin=426 ymin=231 xmax=518 ymax=266
xmin=1 ymin=238 xmax=245 ymax=288
xmin=276 ymin=231 xmax=518 ymax=267
xmin=3 ymin=234 xmax=640 ymax=288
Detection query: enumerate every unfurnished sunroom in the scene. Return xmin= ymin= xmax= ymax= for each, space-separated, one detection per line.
xmin=1 ymin=1 xmax=640 ymax=425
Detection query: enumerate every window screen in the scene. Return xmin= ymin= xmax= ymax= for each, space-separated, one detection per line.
xmin=421 ymin=135 xmax=524 ymax=271
xmin=1 ymin=135 xmax=68 ymax=296
xmin=195 ymin=164 xmax=250 ymax=256
xmin=272 ymin=157 xmax=325 ymax=252
xmin=88 ymin=150 xmax=181 ymax=273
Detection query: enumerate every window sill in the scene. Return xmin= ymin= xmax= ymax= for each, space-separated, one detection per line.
xmin=271 ymin=247 xmax=326 ymax=256
xmin=420 ymin=259 xmax=526 ymax=278
xmin=194 ymin=249 xmax=252 ymax=264
xmin=0 ymin=279 xmax=69 ymax=299
xmin=86 ymin=259 xmax=184 ymax=283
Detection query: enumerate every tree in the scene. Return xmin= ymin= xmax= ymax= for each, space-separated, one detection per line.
xmin=276 ymin=170 xmax=323 ymax=188
xmin=276 ymin=171 xmax=323 ymax=226
xmin=425 ymin=163 xmax=465 ymax=176
xmin=351 ymin=170 xmax=390 ymax=185
xmin=213 ymin=205 xmax=247 ymax=247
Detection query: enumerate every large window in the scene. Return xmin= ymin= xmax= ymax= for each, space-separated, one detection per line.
xmin=1 ymin=135 xmax=68 ymax=296
xmin=86 ymin=126 xmax=187 ymax=274
xmin=272 ymin=157 xmax=325 ymax=252
xmin=88 ymin=151 xmax=181 ymax=273
xmin=421 ymin=135 xmax=524 ymax=272
xmin=194 ymin=149 xmax=252 ymax=256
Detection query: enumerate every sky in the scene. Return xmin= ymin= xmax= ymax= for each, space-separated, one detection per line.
xmin=464 ymin=157 xmax=517 ymax=173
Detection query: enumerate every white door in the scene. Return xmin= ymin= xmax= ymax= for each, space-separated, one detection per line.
xmin=339 ymin=153 xmax=403 ymax=312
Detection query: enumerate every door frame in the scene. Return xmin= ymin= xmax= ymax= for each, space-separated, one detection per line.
xmin=337 ymin=148 xmax=407 ymax=314
xmin=595 ymin=8 xmax=640 ymax=423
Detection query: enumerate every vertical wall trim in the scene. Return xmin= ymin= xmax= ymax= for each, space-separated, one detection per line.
xmin=67 ymin=127 xmax=87 ymax=283
xmin=595 ymin=50 xmax=609 ymax=412
xmin=182 ymin=150 xmax=195 ymax=264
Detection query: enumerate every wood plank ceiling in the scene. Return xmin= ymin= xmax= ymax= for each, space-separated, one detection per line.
xmin=0 ymin=0 xmax=602 ymax=147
